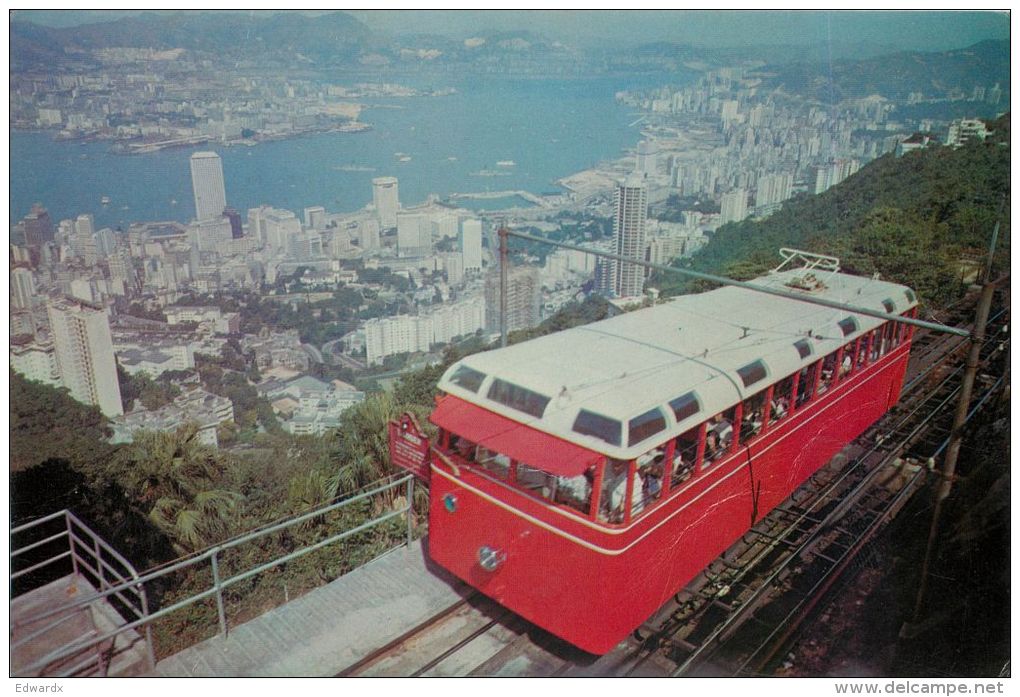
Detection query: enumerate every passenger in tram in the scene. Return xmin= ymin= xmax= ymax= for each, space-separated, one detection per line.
xmin=556 ymin=468 xmax=594 ymax=511
xmin=710 ymin=415 xmax=733 ymax=449
xmin=671 ymin=440 xmax=694 ymax=483
xmin=451 ymin=435 xmax=476 ymax=460
xmin=840 ymin=351 xmax=853 ymax=376
xmin=741 ymin=407 xmax=763 ymax=441
xmin=770 ymin=395 xmax=789 ymax=420
xmin=704 ymin=431 xmax=721 ymax=463
xmin=602 ymin=459 xmax=646 ymax=523
xmin=639 ymin=462 xmax=663 ymax=501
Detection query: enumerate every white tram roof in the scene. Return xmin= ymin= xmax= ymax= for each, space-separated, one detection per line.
xmin=438 ymin=269 xmax=918 ymax=461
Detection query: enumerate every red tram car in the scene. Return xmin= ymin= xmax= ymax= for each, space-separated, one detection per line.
xmin=392 ymin=256 xmax=919 ymax=655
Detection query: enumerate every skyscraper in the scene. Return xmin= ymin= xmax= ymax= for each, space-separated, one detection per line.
xmin=396 ymin=212 xmax=429 ymax=257
xmin=720 ymin=189 xmax=749 ymax=225
xmin=22 ymin=204 xmax=54 ymax=247
xmin=611 ymin=173 xmax=648 ymax=298
xmin=372 ymin=177 xmax=400 ymax=230
xmin=485 ymin=265 xmax=541 ymax=333
xmin=460 ymin=219 xmax=483 ymax=272
xmin=190 ymin=152 xmax=227 ymax=222
xmin=47 ymin=297 xmax=123 ymax=417
xmin=10 ymin=267 xmax=36 ymax=310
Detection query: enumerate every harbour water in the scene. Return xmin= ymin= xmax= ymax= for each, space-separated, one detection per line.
xmin=10 ymin=73 xmax=685 ymax=229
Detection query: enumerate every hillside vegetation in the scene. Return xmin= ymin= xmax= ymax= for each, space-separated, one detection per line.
xmin=651 ymin=113 xmax=1010 ymax=308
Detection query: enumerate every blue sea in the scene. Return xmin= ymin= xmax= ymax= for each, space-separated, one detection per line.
xmin=10 ymin=73 xmax=685 ymax=230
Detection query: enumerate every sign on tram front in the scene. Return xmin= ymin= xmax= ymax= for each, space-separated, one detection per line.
xmin=388 ymin=413 xmax=431 ymax=482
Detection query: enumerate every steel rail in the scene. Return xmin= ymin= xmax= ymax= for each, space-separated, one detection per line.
xmin=736 ymin=372 xmax=1006 ymax=675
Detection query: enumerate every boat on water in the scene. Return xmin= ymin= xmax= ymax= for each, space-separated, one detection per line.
xmin=101 ymin=196 xmax=111 ymax=205
xmin=496 ymin=160 xmax=517 ymax=167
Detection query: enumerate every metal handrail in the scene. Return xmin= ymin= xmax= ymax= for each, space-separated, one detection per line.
xmin=11 ymin=509 xmax=155 ymax=673
xmin=13 ymin=474 xmax=416 ymax=676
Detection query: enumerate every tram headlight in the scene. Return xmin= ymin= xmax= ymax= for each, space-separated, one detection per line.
xmin=478 ymin=545 xmax=504 ymax=572
xmin=443 ymin=493 xmax=457 ymax=513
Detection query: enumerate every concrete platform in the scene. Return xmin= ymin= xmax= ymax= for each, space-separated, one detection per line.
xmin=152 ymin=538 xmax=469 ymax=676
xmin=11 ymin=575 xmax=151 ymax=677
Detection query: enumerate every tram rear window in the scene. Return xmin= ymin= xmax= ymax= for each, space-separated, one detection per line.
xmin=449 ymin=365 xmax=486 ymax=393
xmin=573 ymin=410 xmax=622 ymax=446
xmin=628 ymin=408 xmax=666 ymax=447
xmin=487 ymin=379 xmax=550 ymax=418
xmin=737 ymin=359 xmax=768 ymax=388
xmin=794 ymin=339 xmax=812 ymax=359
xmin=838 ymin=317 xmax=859 ymax=337
xmin=669 ymin=391 xmax=700 ymax=423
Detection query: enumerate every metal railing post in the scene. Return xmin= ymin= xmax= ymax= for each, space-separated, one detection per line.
xmin=405 ymin=476 xmax=415 ymax=547
xmin=210 ymin=550 xmax=228 ymax=637
xmin=139 ymin=585 xmax=156 ymax=670
xmin=93 ymin=535 xmax=105 ymax=592
xmin=65 ymin=513 xmax=79 ymax=578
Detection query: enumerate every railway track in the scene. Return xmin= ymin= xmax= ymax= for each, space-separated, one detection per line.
xmin=344 ymin=295 xmax=1008 ymax=677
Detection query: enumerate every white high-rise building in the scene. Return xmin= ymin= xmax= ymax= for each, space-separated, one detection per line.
xmin=460 ymin=219 xmax=483 ymax=272
xmin=10 ymin=268 xmax=36 ymax=310
xmin=636 ymin=140 xmax=659 ymax=176
xmin=190 ymin=152 xmax=227 ymax=222
xmin=304 ymin=206 xmax=326 ymax=230
xmin=485 ymin=266 xmax=541 ymax=333
xmin=755 ymin=173 xmax=794 ymax=209
xmin=47 ymin=298 xmax=123 ymax=417
xmin=720 ymin=189 xmax=749 ymax=225
xmin=372 ymin=177 xmax=400 ymax=229
xmin=397 ymin=212 xmax=429 ymax=257
xmin=611 ymin=173 xmax=649 ymax=298
xmin=358 ymin=218 xmax=381 ymax=250
xmin=74 ymin=213 xmax=95 ymax=238
xmin=10 ymin=339 xmax=60 ymax=387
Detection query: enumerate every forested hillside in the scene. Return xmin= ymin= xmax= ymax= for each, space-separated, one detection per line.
xmin=651 ymin=113 xmax=1010 ymax=308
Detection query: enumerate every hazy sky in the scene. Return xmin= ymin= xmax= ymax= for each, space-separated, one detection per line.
xmin=12 ymin=9 xmax=1010 ymax=52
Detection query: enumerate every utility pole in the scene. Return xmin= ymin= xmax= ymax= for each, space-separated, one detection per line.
xmin=906 ymin=209 xmax=1006 ymax=632
xmin=499 ymin=226 xmax=508 ymax=348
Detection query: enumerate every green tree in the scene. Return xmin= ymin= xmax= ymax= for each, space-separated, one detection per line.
xmin=104 ymin=424 xmax=242 ymax=554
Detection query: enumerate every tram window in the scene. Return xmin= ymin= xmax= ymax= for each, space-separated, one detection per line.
xmin=884 ymin=321 xmax=899 ymax=351
xmin=599 ymin=459 xmax=632 ymax=524
xmin=819 ymin=353 xmax=837 ymax=393
xmin=488 ymin=379 xmax=550 ymax=418
xmin=476 ymin=446 xmax=511 ymax=479
xmin=670 ymin=428 xmax=700 ymax=487
xmin=856 ymin=336 xmax=869 ymax=368
xmin=794 ymin=339 xmax=813 ymax=359
xmin=905 ymin=289 xmax=916 ymax=304
xmin=737 ymin=359 xmax=768 ymax=389
xmin=633 ymin=449 xmax=665 ymax=517
xmin=770 ymin=376 xmax=795 ymax=425
xmin=706 ymin=407 xmax=736 ymax=463
xmin=838 ymin=317 xmax=859 ymax=337
xmin=553 ymin=467 xmax=595 ymax=516
xmin=796 ymin=363 xmax=818 ymax=407
xmin=840 ymin=342 xmax=857 ymax=378
xmin=516 ymin=462 xmax=555 ymax=498
xmin=450 ymin=434 xmax=478 ymax=460
xmin=868 ymin=330 xmax=881 ymax=361
xmin=739 ymin=391 xmax=767 ymax=445
xmin=882 ymin=298 xmax=896 ymax=314
xmin=449 ymin=365 xmax=486 ymax=393
xmin=669 ymin=391 xmax=701 ymax=424
xmin=573 ymin=410 xmax=622 ymax=447
xmin=628 ymin=407 xmax=667 ymax=447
